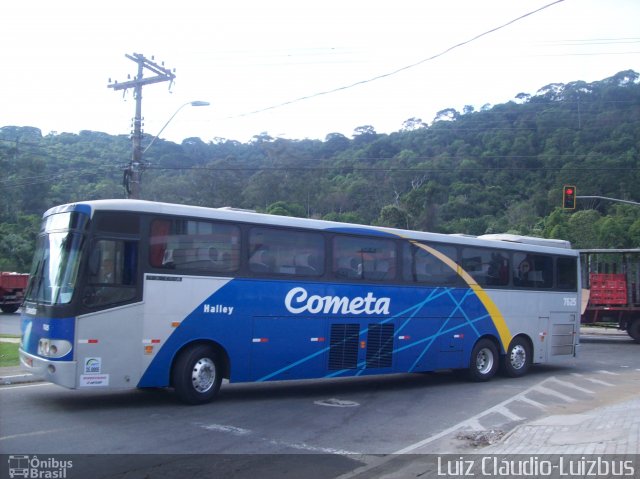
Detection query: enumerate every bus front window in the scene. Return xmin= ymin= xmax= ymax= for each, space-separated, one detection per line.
xmin=26 ymin=231 xmax=84 ymax=305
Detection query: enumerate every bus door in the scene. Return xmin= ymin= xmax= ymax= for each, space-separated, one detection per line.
xmin=549 ymin=311 xmax=578 ymax=357
xmin=435 ymin=317 xmax=466 ymax=369
xmin=77 ymin=237 xmax=142 ymax=388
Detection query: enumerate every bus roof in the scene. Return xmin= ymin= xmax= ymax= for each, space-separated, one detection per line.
xmin=46 ymin=199 xmax=577 ymax=256
xmin=478 ymin=234 xmax=572 ymax=249
xmin=579 ymin=249 xmax=640 ymax=254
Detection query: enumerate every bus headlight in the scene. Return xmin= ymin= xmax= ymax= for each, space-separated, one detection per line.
xmin=38 ymin=339 xmax=72 ymax=358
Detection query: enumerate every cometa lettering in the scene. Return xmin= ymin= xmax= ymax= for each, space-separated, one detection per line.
xmin=285 ymin=287 xmax=390 ymax=315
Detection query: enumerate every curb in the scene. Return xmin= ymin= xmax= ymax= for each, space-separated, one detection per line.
xmin=1 ymin=373 xmax=39 ymax=385
xmin=0 ymin=364 xmax=39 ymax=386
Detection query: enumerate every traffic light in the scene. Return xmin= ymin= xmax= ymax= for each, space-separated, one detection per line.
xmin=562 ymin=185 xmax=576 ymax=209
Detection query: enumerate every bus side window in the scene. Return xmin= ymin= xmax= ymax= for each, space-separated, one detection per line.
xmin=248 ymin=227 xmax=324 ymax=277
xmin=514 ymin=253 xmax=533 ymax=287
xmin=557 ymin=257 xmax=578 ymax=290
xmin=332 ymin=236 xmax=396 ymax=281
xmin=514 ymin=253 xmax=553 ymax=289
xmin=83 ymin=239 xmax=138 ymax=308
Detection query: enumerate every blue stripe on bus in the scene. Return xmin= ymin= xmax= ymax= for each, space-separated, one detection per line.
xmin=137 ymin=279 xmax=501 ymax=388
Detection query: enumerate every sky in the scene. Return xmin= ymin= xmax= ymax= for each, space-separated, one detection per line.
xmin=2 ymin=0 xmax=639 ymax=145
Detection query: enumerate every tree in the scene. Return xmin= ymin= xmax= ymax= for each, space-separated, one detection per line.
xmin=433 ymin=108 xmax=459 ymax=122
xmin=566 ymin=210 xmax=601 ymax=248
xmin=266 ymin=201 xmax=306 ymax=218
xmin=376 ymin=205 xmax=409 ymax=229
xmin=401 ymin=118 xmax=426 ymax=131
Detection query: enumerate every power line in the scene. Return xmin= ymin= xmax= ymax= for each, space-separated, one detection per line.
xmin=147 ymin=165 xmax=640 ymax=173
xmin=228 ymin=0 xmax=567 ymax=119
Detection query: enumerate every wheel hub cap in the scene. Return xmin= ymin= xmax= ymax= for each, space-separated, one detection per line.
xmin=191 ymin=358 xmax=215 ymax=393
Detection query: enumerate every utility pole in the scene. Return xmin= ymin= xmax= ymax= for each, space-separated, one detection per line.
xmin=108 ymin=53 xmax=176 ymax=199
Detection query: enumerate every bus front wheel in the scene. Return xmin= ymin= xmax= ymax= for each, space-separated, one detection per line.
xmin=172 ymin=344 xmax=222 ymax=405
xmin=467 ymin=339 xmax=498 ymax=382
xmin=501 ymin=336 xmax=531 ymax=377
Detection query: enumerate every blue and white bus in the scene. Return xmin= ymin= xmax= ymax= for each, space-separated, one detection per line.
xmin=20 ymin=200 xmax=580 ymax=404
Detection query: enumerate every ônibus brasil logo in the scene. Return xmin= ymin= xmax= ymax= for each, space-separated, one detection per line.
xmin=8 ymin=455 xmax=73 ymax=478
xmin=284 ymin=287 xmax=390 ymax=315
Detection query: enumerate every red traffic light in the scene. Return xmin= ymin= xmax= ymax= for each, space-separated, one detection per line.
xmin=563 ymin=185 xmax=576 ymax=209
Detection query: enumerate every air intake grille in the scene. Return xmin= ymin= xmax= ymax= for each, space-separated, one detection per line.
xmin=328 ymin=324 xmax=359 ymax=370
xmin=366 ymin=323 xmax=394 ymax=368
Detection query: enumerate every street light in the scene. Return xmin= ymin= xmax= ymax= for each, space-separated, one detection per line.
xmin=124 ymin=100 xmax=210 ymax=199
xmin=143 ymin=100 xmax=210 ymax=153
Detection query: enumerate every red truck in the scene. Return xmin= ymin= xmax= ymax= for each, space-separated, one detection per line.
xmin=0 ymin=272 xmax=29 ymax=314
xmin=580 ymin=249 xmax=640 ymax=342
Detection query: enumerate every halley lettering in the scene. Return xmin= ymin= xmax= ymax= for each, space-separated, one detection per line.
xmin=285 ymin=287 xmax=390 ymax=315
xmin=203 ymin=304 xmax=234 ymax=315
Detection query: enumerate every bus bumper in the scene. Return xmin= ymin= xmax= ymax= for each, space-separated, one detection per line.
xmin=19 ymin=348 xmax=77 ymax=388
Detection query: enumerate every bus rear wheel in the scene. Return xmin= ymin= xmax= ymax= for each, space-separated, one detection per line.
xmin=501 ymin=336 xmax=531 ymax=377
xmin=467 ymin=339 xmax=498 ymax=382
xmin=172 ymin=344 xmax=222 ymax=405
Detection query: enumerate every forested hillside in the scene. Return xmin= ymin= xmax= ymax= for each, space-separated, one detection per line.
xmin=1 ymin=70 xmax=639 ymax=272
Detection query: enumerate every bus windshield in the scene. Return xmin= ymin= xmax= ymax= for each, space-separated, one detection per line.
xmin=25 ymin=213 xmax=87 ymax=305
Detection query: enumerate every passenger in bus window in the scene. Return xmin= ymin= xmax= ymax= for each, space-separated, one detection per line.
xmin=335 ymin=256 xmax=360 ymax=279
xmin=487 ymin=253 xmax=509 ymax=286
xmin=516 ymin=255 xmax=533 ymax=286
xmin=250 ymin=249 xmax=273 ymax=273
xmin=295 ymin=253 xmax=317 ymax=275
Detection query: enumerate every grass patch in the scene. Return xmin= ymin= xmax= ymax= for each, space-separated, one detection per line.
xmin=0 ymin=341 xmax=20 ymax=367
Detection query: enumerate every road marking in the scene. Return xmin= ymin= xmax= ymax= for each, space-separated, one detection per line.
xmin=314 ymin=398 xmax=360 ymax=408
xmin=583 ymin=377 xmax=615 ymax=386
xmin=336 ymin=372 xmax=611 ymax=479
xmin=494 ymin=405 xmax=524 ymax=421
xmin=199 ymin=422 xmax=362 ymax=455
xmin=571 ymin=372 xmax=614 ymax=386
xmin=534 ymin=385 xmax=576 ymax=402
xmin=200 ymin=424 xmax=251 ymax=435
xmin=517 ymin=395 xmax=547 ymax=409
xmin=0 ymin=427 xmax=76 ymax=442
xmin=548 ymin=377 xmax=594 ymax=394
xmin=267 ymin=439 xmax=361 ymax=455
xmin=596 ymin=369 xmax=620 ymax=376
xmin=392 ymin=375 xmax=565 ymax=455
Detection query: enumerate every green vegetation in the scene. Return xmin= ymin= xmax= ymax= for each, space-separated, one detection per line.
xmin=1 ymin=70 xmax=639 ymax=271
xmin=0 ymin=340 xmax=19 ymax=367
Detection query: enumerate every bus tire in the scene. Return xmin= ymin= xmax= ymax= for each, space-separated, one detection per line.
xmin=171 ymin=344 xmax=222 ymax=405
xmin=627 ymin=320 xmax=640 ymax=343
xmin=467 ymin=338 xmax=498 ymax=382
xmin=501 ymin=336 xmax=531 ymax=377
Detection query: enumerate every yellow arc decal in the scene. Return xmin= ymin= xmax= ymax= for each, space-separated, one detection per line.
xmin=410 ymin=240 xmax=512 ymax=351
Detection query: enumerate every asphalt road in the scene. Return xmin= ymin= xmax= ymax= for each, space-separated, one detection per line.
xmin=0 ymin=312 xmax=21 ymax=336
xmin=1 ymin=324 xmax=639 ymax=478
